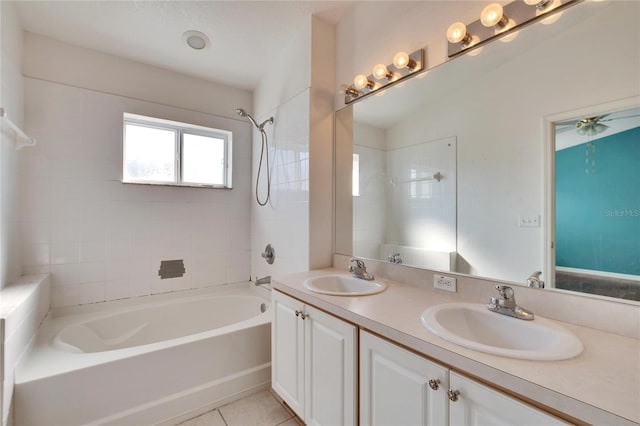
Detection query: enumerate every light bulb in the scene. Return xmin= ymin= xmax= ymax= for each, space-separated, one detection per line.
xmin=393 ymin=51 xmax=416 ymax=70
xmin=372 ymin=63 xmax=391 ymax=80
xmin=481 ymin=3 xmax=507 ymax=28
xmin=446 ymin=22 xmax=474 ymax=47
xmin=354 ymin=74 xmax=372 ymax=90
xmin=446 ymin=22 xmax=467 ymax=43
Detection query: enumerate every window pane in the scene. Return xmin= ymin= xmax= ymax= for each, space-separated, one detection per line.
xmin=182 ymin=133 xmax=225 ymax=185
xmin=124 ymin=123 xmax=176 ymax=182
xmin=353 ymin=153 xmax=360 ymax=197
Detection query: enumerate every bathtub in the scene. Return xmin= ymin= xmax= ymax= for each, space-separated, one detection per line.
xmin=14 ymin=283 xmax=272 ymax=426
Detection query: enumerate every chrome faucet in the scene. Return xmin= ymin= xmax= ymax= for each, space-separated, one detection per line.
xmin=388 ymin=253 xmax=403 ymax=264
xmin=348 ymin=258 xmax=374 ymax=281
xmin=526 ymin=271 xmax=545 ymax=288
xmin=487 ymin=285 xmax=534 ymax=320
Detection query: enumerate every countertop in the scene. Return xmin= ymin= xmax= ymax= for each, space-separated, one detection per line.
xmin=273 ymin=268 xmax=640 ymax=425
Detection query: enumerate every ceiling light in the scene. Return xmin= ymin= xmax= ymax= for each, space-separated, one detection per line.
xmin=183 ymin=30 xmax=210 ymax=51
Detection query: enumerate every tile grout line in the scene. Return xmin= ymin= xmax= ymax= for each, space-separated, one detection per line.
xmin=217 ymin=409 xmax=229 ymax=426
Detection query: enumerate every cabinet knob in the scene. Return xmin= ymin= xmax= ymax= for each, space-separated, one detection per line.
xmin=447 ymin=389 xmax=460 ymax=402
xmin=300 ymin=313 xmax=308 ymax=320
xmin=295 ymin=310 xmax=301 ymax=317
xmin=428 ymin=379 xmax=440 ymax=390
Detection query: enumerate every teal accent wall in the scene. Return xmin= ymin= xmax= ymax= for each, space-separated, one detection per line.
xmin=555 ymin=126 xmax=640 ymax=275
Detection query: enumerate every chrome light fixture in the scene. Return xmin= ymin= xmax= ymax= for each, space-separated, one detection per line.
xmin=524 ymin=0 xmax=552 ymax=11
xmin=446 ymin=0 xmax=578 ymax=58
xmin=345 ymin=49 xmax=425 ymax=104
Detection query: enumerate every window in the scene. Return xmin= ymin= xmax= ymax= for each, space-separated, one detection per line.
xmin=352 ymin=153 xmax=360 ymax=197
xmin=123 ymin=113 xmax=232 ymax=188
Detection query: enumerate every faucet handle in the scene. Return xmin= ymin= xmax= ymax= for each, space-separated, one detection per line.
xmin=495 ymin=285 xmax=514 ymax=300
xmin=349 ymin=258 xmax=365 ymax=269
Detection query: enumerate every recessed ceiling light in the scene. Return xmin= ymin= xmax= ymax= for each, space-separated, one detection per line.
xmin=183 ymin=30 xmax=210 ymax=50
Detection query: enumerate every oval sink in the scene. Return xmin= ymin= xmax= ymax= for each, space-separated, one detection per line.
xmin=304 ymin=274 xmax=387 ymax=296
xmin=421 ymin=303 xmax=583 ymax=361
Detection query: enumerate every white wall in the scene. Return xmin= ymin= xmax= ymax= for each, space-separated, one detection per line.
xmin=20 ymin=33 xmax=254 ymax=308
xmin=0 ymin=1 xmax=24 ymax=291
xmin=0 ymin=3 xmax=25 ymax=421
xmin=251 ymin=17 xmax=335 ymax=280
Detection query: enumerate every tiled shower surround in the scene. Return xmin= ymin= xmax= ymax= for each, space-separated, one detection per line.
xmin=19 ymin=78 xmax=253 ymax=307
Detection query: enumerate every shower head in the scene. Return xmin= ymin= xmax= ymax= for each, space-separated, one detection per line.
xmin=236 ymin=108 xmax=259 ymax=129
xmin=235 ymin=107 xmax=274 ymax=131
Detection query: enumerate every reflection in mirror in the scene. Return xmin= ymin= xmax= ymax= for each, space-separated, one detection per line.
xmin=553 ymin=106 xmax=640 ymax=301
xmin=335 ymin=1 xmax=639 ymax=303
xmin=352 ymin=127 xmax=456 ymax=270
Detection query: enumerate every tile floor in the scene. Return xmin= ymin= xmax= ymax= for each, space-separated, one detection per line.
xmin=178 ymin=389 xmax=303 ymax=426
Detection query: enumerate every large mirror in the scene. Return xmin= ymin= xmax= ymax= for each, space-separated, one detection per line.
xmin=335 ymin=0 xmax=640 ymax=302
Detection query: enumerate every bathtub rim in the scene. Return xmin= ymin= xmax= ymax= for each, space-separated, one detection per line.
xmin=16 ymin=282 xmax=271 ymax=384
xmin=51 ymin=281 xmax=270 ymax=318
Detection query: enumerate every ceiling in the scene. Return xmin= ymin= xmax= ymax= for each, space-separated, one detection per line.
xmin=15 ymin=1 xmax=353 ymax=91
xmin=555 ymin=107 xmax=640 ymax=151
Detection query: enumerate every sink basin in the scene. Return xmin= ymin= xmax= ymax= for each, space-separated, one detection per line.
xmin=304 ymin=274 xmax=387 ymax=296
xmin=421 ymin=303 xmax=583 ymax=361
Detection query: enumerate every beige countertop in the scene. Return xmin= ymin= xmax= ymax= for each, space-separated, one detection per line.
xmin=273 ymin=268 xmax=640 ymax=425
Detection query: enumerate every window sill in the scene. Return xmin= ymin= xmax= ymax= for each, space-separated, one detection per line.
xmin=121 ymin=180 xmax=232 ymax=190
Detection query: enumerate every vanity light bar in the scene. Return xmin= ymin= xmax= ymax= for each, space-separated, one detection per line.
xmin=345 ymin=49 xmax=425 ymax=105
xmin=446 ymin=0 xmax=579 ymax=58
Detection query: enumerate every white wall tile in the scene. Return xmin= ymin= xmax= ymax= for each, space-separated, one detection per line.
xmin=22 ymin=76 xmax=252 ymax=307
xmin=20 ymin=243 xmax=49 ymax=267
xmin=50 ymin=242 xmax=79 ymax=265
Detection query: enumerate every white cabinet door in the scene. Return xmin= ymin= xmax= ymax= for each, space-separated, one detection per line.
xmin=360 ymin=330 xmax=449 ymax=426
xmin=272 ymin=291 xmax=305 ymax=418
xmin=448 ymin=372 xmax=568 ymax=426
xmin=304 ymin=305 xmax=357 ymax=426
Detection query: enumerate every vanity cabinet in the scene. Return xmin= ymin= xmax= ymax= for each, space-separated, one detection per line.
xmin=448 ymin=372 xmax=567 ymax=426
xmin=271 ymin=290 xmax=357 ymax=425
xmin=360 ymin=331 xmax=567 ymax=426
xmin=360 ymin=330 xmax=449 ymax=425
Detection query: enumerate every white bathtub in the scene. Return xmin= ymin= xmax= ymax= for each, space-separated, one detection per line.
xmin=14 ymin=283 xmax=272 ymax=426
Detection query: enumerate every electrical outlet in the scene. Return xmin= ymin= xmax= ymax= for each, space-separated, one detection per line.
xmin=434 ymin=274 xmax=457 ymax=292
xmin=518 ymin=215 xmax=540 ymax=228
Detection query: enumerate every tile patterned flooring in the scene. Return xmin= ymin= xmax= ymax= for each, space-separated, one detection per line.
xmin=178 ymin=389 xmax=303 ymax=426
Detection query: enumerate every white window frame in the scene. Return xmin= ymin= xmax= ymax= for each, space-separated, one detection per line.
xmin=123 ymin=113 xmax=233 ymax=188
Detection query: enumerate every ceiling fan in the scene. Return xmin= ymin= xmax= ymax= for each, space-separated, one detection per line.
xmin=555 ymin=112 xmax=640 ymax=136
